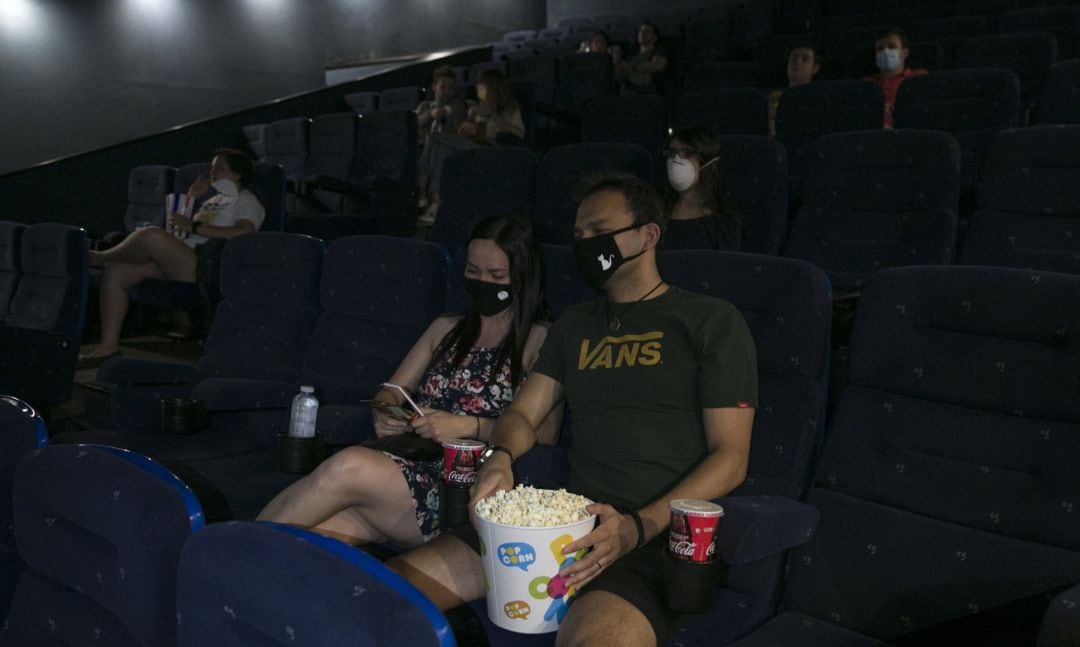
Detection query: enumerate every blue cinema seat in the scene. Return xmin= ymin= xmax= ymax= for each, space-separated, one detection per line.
xmin=727 ymin=265 xmax=1080 ymax=646
xmin=0 ymin=221 xmax=24 ymax=317
xmin=532 ymin=142 xmax=653 ymax=246
xmin=1 ymin=444 xmax=204 ymax=647
xmin=0 ymin=223 xmax=88 ymax=410
xmin=1034 ymin=59 xmax=1080 ymax=125
xmin=178 ymin=235 xmax=447 ymax=520
xmin=672 ymin=88 xmax=770 ymax=136
xmin=429 ymin=147 xmax=538 ymax=249
xmin=344 ymin=90 xmax=379 ymax=115
xmin=581 ymin=94 xmax=670 ymax=172
xmin=78 ymin=232 xmax=323 ymax=462
xmin=0 ymin=395 xmax=47 ymax=624
xmin=893 ymin=68 xmax=1021 ymax=196
xmin=774 ymin=80 xmax=884 ymax=199
xmin=713 ymin=135 xmax=788 ymax=256
xmin=953 ymin=33 xmax=1058 ymax=106
xmin=785 ymin=129 xmax=961 ymax=292
xmin=378 ymin=86 xmax=424 ymax=112
xmin=264 ymin=117 xmax=311 ymax=184
xmin=176 ymin=522 xmax=454 ymax=647
xmin=960 ymin=125 xmax=1080 ymax=275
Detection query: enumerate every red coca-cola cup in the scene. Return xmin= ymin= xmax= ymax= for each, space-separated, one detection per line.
xmin=442 ymin=439 xmax=486 ymax=488
xmin=664 ymin=499 xmax=724 ymax=613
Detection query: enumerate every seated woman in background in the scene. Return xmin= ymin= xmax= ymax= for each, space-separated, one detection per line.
xmin=614 ymin=20 xmax=668 ymax=94
xmin=258 ymin=213 xmax=561 ymax=548
xmin=579 ymin=29 xmax=621 ymax=62
xmin=660 ymin=127 xmax=744 ymax=251
xmin=79 ymin=148 xmax=264 ymax=367
xmin=417 ymin=69 xmax=525 ymax=224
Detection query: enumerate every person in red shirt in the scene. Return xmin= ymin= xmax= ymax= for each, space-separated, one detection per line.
xmin=864 ymin=25 xmax=927 ymax=128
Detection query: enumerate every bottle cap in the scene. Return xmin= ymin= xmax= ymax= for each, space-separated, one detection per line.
xmin=300 ymin=385 xmax=314 ymax=393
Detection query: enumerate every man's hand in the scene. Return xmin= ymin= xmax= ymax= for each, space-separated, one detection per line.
xmin=187 ymin=175 xmax=211 ymax=199
xmin=557 ymin=504 xmax=637 ymax=589
xmin=469 ymin=452 xmax=513 ymax=509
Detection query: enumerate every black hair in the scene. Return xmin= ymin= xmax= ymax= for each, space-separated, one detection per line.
xmin=575 ymin=172 xmax=666 ymax=239
xmin=789 ymin=40 xmax=822 ymax=64
xmin=437 ymin=213 xmax=550 ymax=390
xmin=876 ymin=24 xmax=910 ymax=49
xmin=476 ymin=69 xmax=520 ymax=118
xmin=212 ymin=148 xmax=254 ymax=188
xmin=640 ymin=20 xmax=660 ymax=40
xmin=659 ymin=127 xmax=744 ymax=231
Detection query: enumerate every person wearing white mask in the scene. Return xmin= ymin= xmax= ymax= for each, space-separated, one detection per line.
xmin=659 ymin=128 xmax=744 ymax=251
xmin=80 ymin=148 xmax=265 ymax=367
xmin=863 ymin=25 xmax=927 ymax=128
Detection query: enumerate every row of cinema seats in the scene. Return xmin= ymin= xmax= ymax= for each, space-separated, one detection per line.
xmin=0 ymin=222 xmax=88 ymax=412
xmin=738 ymin=5 xmax=1079 ymax=92
xmin=425 ymin=125 xmax=1080 ymax=289
xmin=238 ymin=111 xmax=419 ymax=237
xmin=3 ymin=257 xmax=1080 ymax=645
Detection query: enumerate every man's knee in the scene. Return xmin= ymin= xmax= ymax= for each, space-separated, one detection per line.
xmin=556 ymin=591 xmax=656 ymax=647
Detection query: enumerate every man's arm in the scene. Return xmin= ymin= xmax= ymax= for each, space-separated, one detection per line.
xmin=468 ymin=372 xmax=565 ymax=506
xmin=561 ymin=406 xmax=754 ymax=589
xmin=636 ymin=406 xmax=753 ymax=541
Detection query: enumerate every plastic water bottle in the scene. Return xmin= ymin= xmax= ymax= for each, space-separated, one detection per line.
xmin=288 ymin=386 xmax=319 ymax=438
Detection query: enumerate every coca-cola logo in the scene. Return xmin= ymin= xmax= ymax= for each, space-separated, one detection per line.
xmin=447 ymin=470 xmax=476 ymax=485
xmin=670 ymin=540 xmax=696 ymax=557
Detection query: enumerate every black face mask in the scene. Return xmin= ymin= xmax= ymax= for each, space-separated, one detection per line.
xmin=572 ymin=224 xmax=645 ymax=290
xmin=465 ymin=278 xmax=514 ymax=316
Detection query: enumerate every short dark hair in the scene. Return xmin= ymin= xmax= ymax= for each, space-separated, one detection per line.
xmin=876 ymin=25 xmax=910 ymax=49
xmin=790 ymin=41 xmax=822 ymax=63
xmin=575 ymin=172 xmax=666 ymax=237
xmin=640 ymin=20 xmax=660 ymax=39
xmin=432 ymin=65 xmax=457 ymax=84
xmin=213 ymin=148 xmax=254 ymax=188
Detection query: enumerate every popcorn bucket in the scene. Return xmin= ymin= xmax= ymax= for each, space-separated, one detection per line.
xmin=475 ymin=493 xmax=596 ymax=634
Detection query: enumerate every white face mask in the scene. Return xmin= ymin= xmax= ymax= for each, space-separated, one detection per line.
xmin=666 ymin=156 xmax=718 ymax=193
xmin=876 ymin=47 xmax=902 ymax=73
xmin=211 ymin=178 xmax=239 ymax=196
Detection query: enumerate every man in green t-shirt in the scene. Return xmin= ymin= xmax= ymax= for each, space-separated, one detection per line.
xmin=390 ymin=173 xmax=758 ymax=646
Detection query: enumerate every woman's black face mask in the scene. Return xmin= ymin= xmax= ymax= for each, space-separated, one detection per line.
xmin=465 ymin=278 xmax=513 ymax=316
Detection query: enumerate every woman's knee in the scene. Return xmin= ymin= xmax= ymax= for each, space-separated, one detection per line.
xmin=313 ymin=446 xmax=395 ymax=492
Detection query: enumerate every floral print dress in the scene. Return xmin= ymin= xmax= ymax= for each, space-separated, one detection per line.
xmin=386 ymin=346 xmax=517 ymax=541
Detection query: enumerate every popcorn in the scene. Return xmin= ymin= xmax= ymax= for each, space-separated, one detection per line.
xmin=475 ymin=485 xmax=592 ymax=527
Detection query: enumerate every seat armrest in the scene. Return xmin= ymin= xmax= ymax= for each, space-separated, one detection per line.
xmin=715 ymin=495 xmax=819 ymax=566
xmin=98 ymin=357 xmax=198 ymax=385
xmin=1038 ymin=582 xmax=1080 ymax=647
xmin=318 ymin=405 xmax=376 ymax=446
xmin=190 ymin=378 xmax=295 ymax=412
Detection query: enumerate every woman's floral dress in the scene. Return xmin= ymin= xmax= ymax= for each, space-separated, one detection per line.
xmin=386 ymin=347 xmax=517 ymax=541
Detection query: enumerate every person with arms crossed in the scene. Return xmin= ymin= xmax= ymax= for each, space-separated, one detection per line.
xmin=389 ymin=173 xmax=757 ymax=646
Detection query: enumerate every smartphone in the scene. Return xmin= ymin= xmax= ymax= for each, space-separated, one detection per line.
xmin=380 ymin=383 xmax=425 ymax=418
xmin=362 ymin=399 xmax=417 ymax=422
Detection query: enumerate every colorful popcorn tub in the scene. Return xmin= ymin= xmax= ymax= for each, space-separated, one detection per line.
xmin=475 ymin=486 xmax=596 ymax=633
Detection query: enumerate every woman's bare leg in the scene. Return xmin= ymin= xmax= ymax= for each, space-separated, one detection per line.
xmin=257 ymin=446 xmax=426 ymax=547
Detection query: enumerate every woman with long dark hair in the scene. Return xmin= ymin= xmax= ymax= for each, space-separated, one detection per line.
xmin=258 ymin=213 xmax=559 ymax=547
xmin=660 ymin=127 xmax=745 ymax=251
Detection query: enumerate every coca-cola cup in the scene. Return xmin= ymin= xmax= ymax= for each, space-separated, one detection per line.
xmin=663 ymin=499 xmax=724 ymax=613
xmin=439 ymin=439 xmax=485 ymax=531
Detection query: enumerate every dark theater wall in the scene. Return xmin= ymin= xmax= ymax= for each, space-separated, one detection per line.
xmin=547 ymin=0 xmax=736 ymax=27
xmin=0 ymin=0 xmax=544 ymax=176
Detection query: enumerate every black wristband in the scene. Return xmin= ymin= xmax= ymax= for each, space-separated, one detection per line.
xmin=628 ymin=510 xmax=646 ymax=549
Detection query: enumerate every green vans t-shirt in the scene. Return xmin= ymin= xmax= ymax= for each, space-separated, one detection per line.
xmin=533 ymin=287 xmax=758 ymax=510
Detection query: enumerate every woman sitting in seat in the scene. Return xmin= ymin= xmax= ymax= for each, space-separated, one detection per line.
xmin=79 ymin=148 xmax=264 ymax=367
xmin=417 ymin=69 xmax=525 ymax=224
xmin=258 ymin=213 xmax=560 ymax=548
xmin=660 ymin=127 xmax=744 ymax=251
